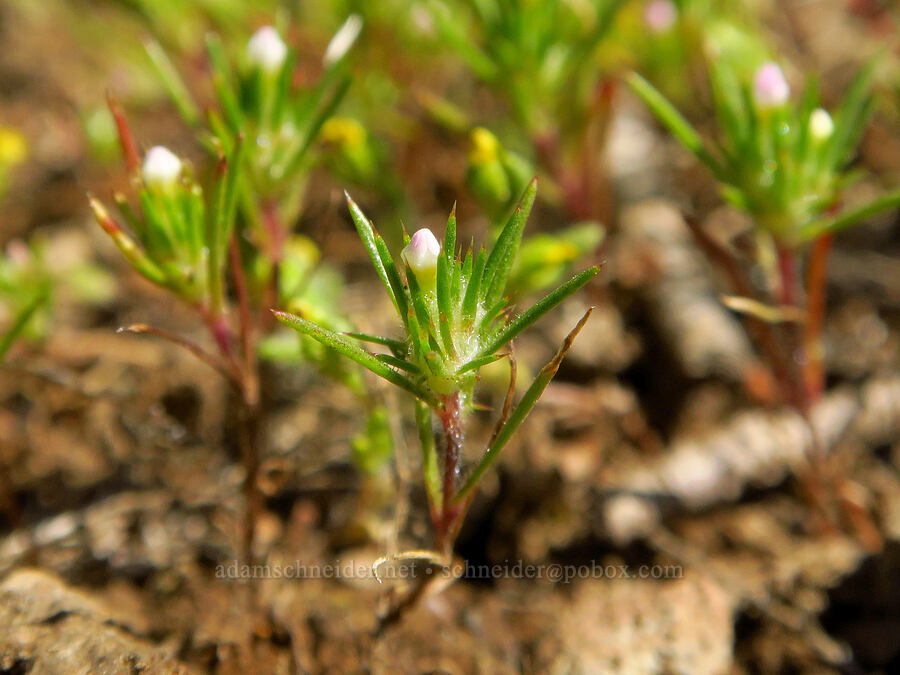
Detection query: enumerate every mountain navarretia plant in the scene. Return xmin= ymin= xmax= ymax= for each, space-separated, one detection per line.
xmin=276 ymin=180 xmax=599 ymax=556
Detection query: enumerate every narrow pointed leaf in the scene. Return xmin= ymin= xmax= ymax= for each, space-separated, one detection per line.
xmin=481 ymin=265 xmax=600 ymax=356
xmin=415 ymin=400 xmax=442 ymax=511
xmin=345 ymin=194 xmax=405 ymax=318
xmin=0 ymin=290 xmax=47 ymax=362
xmin=377 ymin=353 xmax=421 ymax=374
xmin=628 ymin=72 xmax=722 ymax=175
xmin=443 ymin=205 xmax=457 ymax=260
xmin=454 ymin=308 xmax=592 ymax=502
xmin=456 ymin=352 xmax=505 ymax=375
xmin=800 ymin=188 xmax=900 ymax=240
xmin=461 ymin=246 xmax=487 ymax=320
xmin=406 ymin=270 xmax=438 ymax=347
xmin=144 ymin=39 xmax=201 ymax=127
xmin=206 ymin=34 xmax=243 ymax=132
xmin=436 ymin=253 xmax=455 ymax=355
xmin=275 ymin=311 xmax=436 ymax=405
xmin=89 ymin=197 xmax=168 ymax=287
xmin=345 ymin=332 xmax=407 ymax=355
xmin=481 ymin=178 xmax=536 ymax=309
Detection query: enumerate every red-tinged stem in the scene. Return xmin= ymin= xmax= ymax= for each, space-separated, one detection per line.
xmin=776 ymin=245 xmax=798 ymax=308
xmin=684 ymin=217 xmax=791 ymax=403
xmin=260 ymin=200 xmax=284 ymax=328
xmin=229 ymin=235 xmax=263 ymax=569
xmin=106 ymin=90 xmax=141 ymax=175
xmin=803 ymin=234 xmax=832 ymax=404
xmin=0 ymin=448 xmax=21 ymax=528
xmin=434 ymin=392 xmax=464 ymax=557
xmin=207 ymin=312 xmax=235 ymax=362
xmin=198 ymin=299 xmax=261 ymax=569
xmin=775 ymin=245 xmax=810 ymax=415
xmin=120 ymin=323 xmax=241 ymax=389
xmin=230 ymin=236 xmax=256 ymax=386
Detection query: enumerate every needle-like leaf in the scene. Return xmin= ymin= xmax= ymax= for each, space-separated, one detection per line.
xmin=275 ymin=311 xmax=437 ymax=406
xmin=481 ymin=265 xmax=600 ymax=356
xmin=628 ymin=72 xmax=723 ymax=175
xmin=454 ymin=308 xmax=593 ymax=502
xmin=345 ymin=332 xmax=407 ymax=356
xmin=345 ymin=194 xmax=407 ymax=320
xmin=0 ymin=291 xmax=47 ymax=363
xmin=481 ymin=178 xmax=536 ymax=309
xmin=800 ymin=188 xmax=900 ymax=241
xmin=415 ymin=400 xmax=442 ymax=512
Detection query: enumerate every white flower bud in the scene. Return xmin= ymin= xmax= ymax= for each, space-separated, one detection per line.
xmin=753 ymin=62 xmax=790 ymax=108
xmin=247 ymin=26 xmax=288 ymax=72
xmin=401 ymin=228 xmax=440 ymax=286
xmin=809 ymin=108 xmax=834 ymax=141
xmin=644 ymin=0 xmax=677 ymax=34
xmin=323 ymin=14 xmax=363 ymax=67
xmin=141 ymin=146 xmax=182 ymax=192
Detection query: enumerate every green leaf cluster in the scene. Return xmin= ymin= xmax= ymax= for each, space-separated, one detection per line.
xmin=277 ymin=181 xmax=598 ymax=502
xmin=629 ymin=60 xmax=900 ymax=247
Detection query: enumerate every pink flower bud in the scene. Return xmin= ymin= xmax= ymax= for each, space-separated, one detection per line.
xmin=753 ymin=62 xmax=790 ymax=108
xmin=644 ymin=0 xmax=677 ymax=34
xmin=401 ymin=228 xmax=440 ymax=286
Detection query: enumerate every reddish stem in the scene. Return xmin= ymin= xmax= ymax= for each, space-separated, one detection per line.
xmin=260 ymin=200 xmax=284 ymax=327
xmin=230 ymin=235 xmax=257 ymax=400
xmin=776 ymin=245 xmax=798 ymax=308
xmin=434 ymin=392 xmax=464 ymax=556
xmin=776 ymin=245 xmax=810 ymax=414
xmin=684 ymin=217 xmax=792 ymax=402
xmin=803 ymin=234 xmax=832 ymax=403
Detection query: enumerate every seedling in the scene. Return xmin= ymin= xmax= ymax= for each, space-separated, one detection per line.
xmin=630 ymin=58 xmax=900 ymax=537
xmin=276 ymin=181 xmax=599 ymax=556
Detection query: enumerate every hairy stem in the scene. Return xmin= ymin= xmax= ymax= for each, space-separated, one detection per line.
xmin=434 ymin=392 xmax=464 ymax=557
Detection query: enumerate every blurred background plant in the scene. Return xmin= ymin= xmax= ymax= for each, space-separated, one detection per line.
xmin=0 ymin=236 xmax=115 ymax=363
xmin=88 ymin=17 xmax=388 ymax=566
xmin=630 ymin=51 xmax=900 ymax=543
xmin=419 ymin=0 xmax=628 ymax=221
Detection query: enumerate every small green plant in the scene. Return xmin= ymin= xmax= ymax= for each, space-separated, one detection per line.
xmin=276 ymin=180 xmax=599 ymax=556
xmin=0 ymin=236 xmax=114 ymax=363
xmin=630 ymin=56 xmax=900 ymax=536
xmin=629 ymin=59 xmax=900 ymax=407
xmin=423 ymin=0 xmax=627 ymax=219
xmin=90 ymin=19 xmax=393 ymax=564
xmin=0 ymin=253 xmax=48 ymax=363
